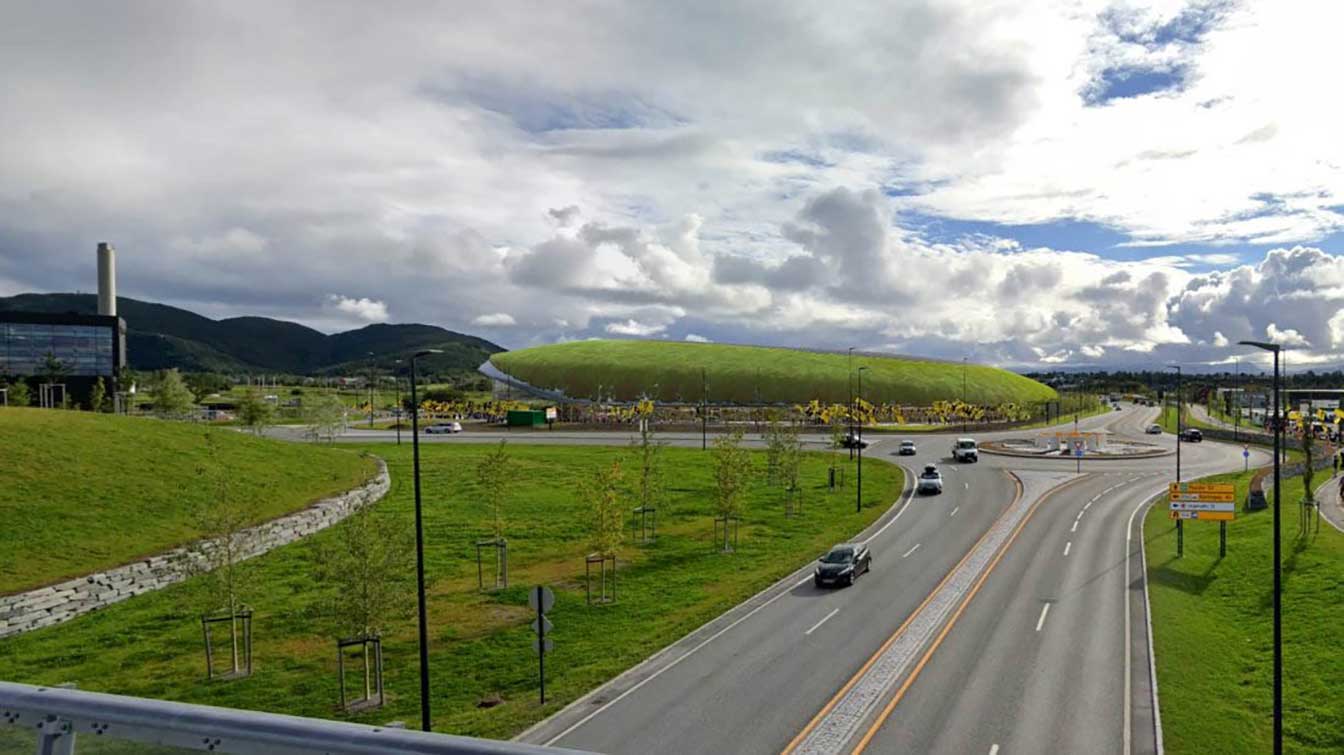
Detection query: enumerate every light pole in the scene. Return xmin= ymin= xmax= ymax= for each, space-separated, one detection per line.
xmin=1169 ymin=364 xmax=1183 ymax=558
xmin=847 ymin=347 xmax=855 ymax=460
xmin=857 ymin=366 xmax=868 ymax=514
xmin=367 ymin=352 xmax=376 ymax=428
xmin=961 ymin=356 xmax=968 ymax=433
xmin=394 ymin=359 xmax=403 ymax=446
xmin=410 ymin=348 xmax=441 ymax=732
xmin=701 ymin=367 xmax=708 ymax=451
xmin=1240 ymin=339 xmax=1282 ymax=755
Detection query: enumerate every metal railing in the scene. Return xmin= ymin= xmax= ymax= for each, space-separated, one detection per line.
xmin=1 ymin=681 xmax=591 ymax=755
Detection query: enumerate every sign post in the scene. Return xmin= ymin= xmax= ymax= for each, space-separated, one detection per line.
xmin=1168 ymin=482 xmax=1237 ymax=558
xmin=1073 ymin=439 xmax=1085 ymax=474
xmin=1243 ymin=445 xmax=1250 ymax=472
xmin=529 ymin=586 xmax=555 ymax=705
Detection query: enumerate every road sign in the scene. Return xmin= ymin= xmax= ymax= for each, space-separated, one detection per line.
xmin=532 ymin=637 xmax=554 ymax=653
xmin=1169 ymin=501 xmax=1236 ymax=512
xmin=1170 ymin=491 xmax=1236 ymax=503
xmin=1169 ymin=482 xmax=1235 ymax=495
xmin=1170 ymin=510 xmax=1235 ymax=521
xmin=528 ymin=586 xmax=555 ymax=613
xmin=1243 ymin=447 xmax=1250 ymax=458
xmin=531 ymin=616 xmax=553 ymax=635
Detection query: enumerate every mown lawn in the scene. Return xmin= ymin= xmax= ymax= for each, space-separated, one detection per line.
xmin=0 ymin=407 xmax=377 ymax=594
xmin=0 ymin=443 xmax=903 ymax=739
xmin=1144 ymin=465 xmax=1344 ymax=754
xmin=491 ymin=339 xmax=1057 ymax=406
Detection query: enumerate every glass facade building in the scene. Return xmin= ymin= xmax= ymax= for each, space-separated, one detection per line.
xmin=1 ymin=322 xmax=115 ymax=376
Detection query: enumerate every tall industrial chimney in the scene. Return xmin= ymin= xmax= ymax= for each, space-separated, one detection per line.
xmin=97 ymin=242 xmax=116 ymax=316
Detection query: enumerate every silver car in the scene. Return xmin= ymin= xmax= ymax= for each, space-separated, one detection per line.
xmin=917 ymin=464 xmax=943 ymax=495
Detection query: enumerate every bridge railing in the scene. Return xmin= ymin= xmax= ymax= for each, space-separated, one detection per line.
xmin=1 ymin=681 xmax=589 ymax=755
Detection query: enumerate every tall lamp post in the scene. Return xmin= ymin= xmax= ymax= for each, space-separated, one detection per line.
xmin=848 ymin=347 xmax=856 ymax=458
xmin=1240 ymin=340 xmax=1282 ymax=755
xmin=367 ymin=352 xmax=376 ymax=428
xmin=394 ymin=359 xmax=403 ymax=446
xmin=961 ymin=357 xmax=968 ymax=433
xmin=856 ymin=366 xmax=868 ymax=514
xmin=1168 ymin=364 xmax=1183 ymax=558
xmin=410 ymin=348 xmax=441 ymax=732
xmin=701 ymin=367 xmax=708 ymax=451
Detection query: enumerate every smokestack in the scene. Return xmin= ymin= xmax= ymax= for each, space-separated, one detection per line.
xmin=97 ymin=242 xmax=116 ymax=316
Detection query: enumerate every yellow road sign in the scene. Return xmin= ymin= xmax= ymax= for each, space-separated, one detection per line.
xmin=1169 ymin=482 xmax=1235 ymax=495
xmin=1170 ymin=510 xmax=1235 ymax=521
xmin=1170 ymin=491 xmax=1236 ymax=503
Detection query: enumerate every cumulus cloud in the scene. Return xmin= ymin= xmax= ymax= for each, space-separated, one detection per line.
xmin=3 ymin=3 xmax=1344 ymax=366
xmin=472 ymin=313 xmax=517 ymax=327
xmin=326 ymin=295 xmax=389 ymax=323
xmin=684 ymin=333 xmax=711 ymax=343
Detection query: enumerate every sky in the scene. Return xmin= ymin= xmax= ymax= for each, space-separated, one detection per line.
xmin=2 ymin=1 xmax=1343 ymax=373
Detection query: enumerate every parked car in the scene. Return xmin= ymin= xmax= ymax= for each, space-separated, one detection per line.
xmin=839 ymin=431 xmax=869 ymax=450
xmin=951 ymin=437 xmax=979 ymax=463
xmin=1145 ymin=424 xmax=1163 ymax=434
xmin=898 ymin=440 xmax=917 ymax=455
xmin=1179 ymin=428 xmax=1203 ymax=443
xmin=424 ymin=422 xmax=463 ymax=434
xmin=917 ymin=464 xmax=944 ymax=495
xmin=814 ymin=543 xmax=872 ymax=588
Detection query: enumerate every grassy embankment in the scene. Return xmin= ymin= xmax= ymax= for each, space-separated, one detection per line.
xmin=0 ymin=407 xmax=377 ymax=594
xmin=1144 ymin=445 xmax=1342 ymax=752
xmin=0 ymin=441 xmax=902 ymax=740
xmin=491 ymin=339 xmax=1057 ymax=406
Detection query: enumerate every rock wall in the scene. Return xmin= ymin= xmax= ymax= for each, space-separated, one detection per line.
xmin=0 ymin=459 xmax=390 ymax=639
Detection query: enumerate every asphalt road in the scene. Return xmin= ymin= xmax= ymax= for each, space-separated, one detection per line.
xmin=273 ymin=405 xmax=1259 ymax=754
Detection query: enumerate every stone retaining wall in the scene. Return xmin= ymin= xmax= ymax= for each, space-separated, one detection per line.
xmin=0 ymin=459 xmax=390 ymax=640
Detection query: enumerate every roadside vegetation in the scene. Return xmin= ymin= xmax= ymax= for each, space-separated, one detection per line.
xmin=490 ymin=339 xmax=1057 ymax=405
xmin=1144 ymin=466 xmax=1343 ymax=753
xmin=0 ymin=443 xmax=903 ymax=739
xmin=0 ymin=407 xmax=377 ymax=594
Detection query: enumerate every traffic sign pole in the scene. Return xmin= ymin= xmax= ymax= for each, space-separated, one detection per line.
xmin=1220 ymin=521 xmax=1227 ymax=558
xmin=1177 ymin=519 xmax=1183 ymax=557
xmin=537 ymin=588 xmax=545 ymax=705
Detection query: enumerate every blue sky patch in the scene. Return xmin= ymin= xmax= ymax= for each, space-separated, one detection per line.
xmin=1086 ymin=65 xmax=1186 ymax=104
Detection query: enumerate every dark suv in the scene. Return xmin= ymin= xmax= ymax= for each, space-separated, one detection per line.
xmin=1179 ymin=428 xmax=1203 ymax=443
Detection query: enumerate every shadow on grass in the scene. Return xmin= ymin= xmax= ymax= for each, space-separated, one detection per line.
xmin=1146 ymin=525 xmax=1221 ymax=596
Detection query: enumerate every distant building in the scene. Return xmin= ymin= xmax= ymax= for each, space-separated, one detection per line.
xmin=0 ymin=243 xmax=128 ymax=409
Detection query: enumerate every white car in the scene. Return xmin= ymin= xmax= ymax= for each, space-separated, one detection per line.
xmin=917 ymin=464 xmax=944 ymax=495
xmin=951 ymin=437 xmax=979 ymax=463
xmin=898 ymin=440 xmax=917 ymax=456
xmin=424 ymin=422 xmax=463 ymax=434
xmin=1145 ymin=424 xmax=1162 ymax=434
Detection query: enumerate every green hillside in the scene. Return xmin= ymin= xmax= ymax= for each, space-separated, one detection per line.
xmin=0 ymin=407 xmax=378 ymax=594
xmin=0 ymin=293 xmax=502 ymax=375
xmin=489 ymin=340 xmax=1057 ymax=405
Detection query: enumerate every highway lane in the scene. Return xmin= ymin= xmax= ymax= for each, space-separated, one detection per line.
xmin=850 ymin=406 xmax=1268 ymax=755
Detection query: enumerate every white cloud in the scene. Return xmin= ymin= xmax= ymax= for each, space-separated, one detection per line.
xmin=326 ymin=295 xmax=389 ymax=323
xmin=605 ymin=320 xmax=666 ymax=337
xmin=684 ymin=333 xmax=711 ymax=343
xmin=1266 ymin=323 xmax=1309 ymax=348
xmin=472 ymin=313 xmax=517 ymax=327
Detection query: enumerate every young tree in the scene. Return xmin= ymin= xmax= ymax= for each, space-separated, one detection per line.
xmin=582 ymin=458 xmax=626 ymax=558
xmin=235 ymin=388 xmax=276 ymax=435
xmin=305 ymin=393 xmax=347 ymax=443
xmin=712 ymin=430 xmax=753 ymax=552
xmin=763 ymin=414 xmax=786 ymax=485
xmin=313 ymin=503 xmax=414 ymax=704
xmin=89 ymin=377 xmax=107 ymax=413
xmin=183 ymin=433 xmax=262 ymax=678
xmin=3 ymin=376 xmax=31 ymax=407
xmin=476 ymin=441 xmax=512 ymax=586
xmin=153 ymin=368 xmax=197 ymax=419
xmin=779 ymin=423 xmax=803 ymax=513
xmin=630 ymin=400 xmax=665 ymax=525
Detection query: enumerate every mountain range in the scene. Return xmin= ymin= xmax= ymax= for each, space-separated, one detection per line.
xmin=0 ymin=293 xmax=503 ymax=375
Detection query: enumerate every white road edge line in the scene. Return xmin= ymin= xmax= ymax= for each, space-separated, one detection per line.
xmin=902 ymin=544 xmax=921 ymax=558
xmin=949 ymin=506 xmax=960 ymax=517
xmin=1063 ymin=541 xmax=1072 ymax=557
xmin=989 ymin=745 xmax=1000 ymax=755
xmin=1035 ymin=603 xmax=1051 ymax=632
xmin=1125 ymin=483 xmax=1169 ymax=755
xmin=1070 ymin=520 xmax=1079 ymax=533
xmin=805 ymin=608 xmax=840 ymax=636
xmin=541 ymin=473 xmax=916 ymax=746
xmin=965 ymin=481 xmax=970 ymax=490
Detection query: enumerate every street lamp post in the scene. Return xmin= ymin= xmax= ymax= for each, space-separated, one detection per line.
xmin=409 ymin=348 xmax=441 ymax=732
xmin=961 ymin=357 xmax=968 ymax=433
xmin=1240 ymin=340 xmax=1282 ymax=755
xmin=857 ymin=367 xmax=868 ymax=514
xmin=1169 ymin=365 xmax=1183 ymax=558
xmin=367 ymin=352 xmax=376 ymax=428
xmin=848 ymin=347 xmax=855 ymax=459
xmin=394 ymin=359 xmax=403 ymax=446
xmin=701 ymin=367 xmax=708 ymax=451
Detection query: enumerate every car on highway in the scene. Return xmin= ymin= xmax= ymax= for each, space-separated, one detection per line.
xmin=917 ymin=463 xmax=943 ymax=495
xmin=898 ymin=439 xmax=917 ymax=455
xmin=1145 ymin=424 xmax=1163 ymax=434
xmin=424 ymin=422 xmax=463 ymax=434
xmin=951 ymin=437 xmax=979 ymax=463
xmin=1179 ymin=428 xmax=1203 ymax=442
xmin=839 ymin=431 xmax=869 ymax=450
xmin=814 ymin=543 xmax=871 ymax=587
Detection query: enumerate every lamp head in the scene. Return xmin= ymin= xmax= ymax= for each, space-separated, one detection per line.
xmin=1238 ymin=340 xmax=1280 ymax=353
xmin=413 ymin=349 xmax=443 ymax=359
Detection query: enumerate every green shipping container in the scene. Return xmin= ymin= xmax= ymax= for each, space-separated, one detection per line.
xmin=507 ymin=409 xmax=547 ymax=427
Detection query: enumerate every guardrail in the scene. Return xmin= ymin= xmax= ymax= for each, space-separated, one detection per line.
xmin=0 ymin=681 xmax=591 ymax=755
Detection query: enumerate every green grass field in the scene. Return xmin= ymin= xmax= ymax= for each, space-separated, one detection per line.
xmin=1144 ymin=467 xmax=1343 ymax=753
xmin=491 ymin=339 xmax=1057 ymax=406
xmin=0 ymin=442 xmax=903 ymax=739
xmin=0 ymin=407 xmax=378 ymax=594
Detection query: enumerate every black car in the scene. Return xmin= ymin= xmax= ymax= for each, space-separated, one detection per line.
xmin=815 ymin=543 xmax=871 ymax=587
xmin=839 ymin=432 xmax=869 ymax=450
xmin=1179 ymin=428 xmax=1203 ymax=443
